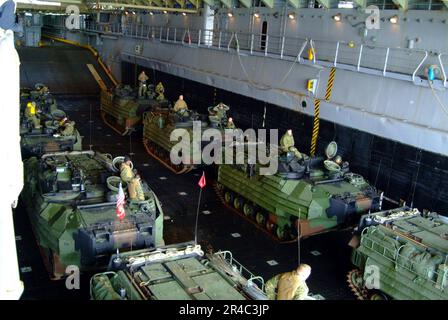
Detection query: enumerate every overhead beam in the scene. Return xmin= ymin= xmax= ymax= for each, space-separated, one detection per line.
xmin=287 ymin=0 xmax=300 ymax=8
xmin=238 ymin=0 xmax=251 ymax=7
xmin=315 ymin=0 xmax=338 ymax=8
xmin=187 ymin=0 xmax=200 ymax=7
xmin=150 ymin=0 xmax=164 ymax=6
xmin=219 ymin=0 xmax=232 ymax=8
xmin=260 ymin=0 xmax=273 ymax=8
xmin=165 ymin=0 xmax=175 ymax=7
xmin=16 ymin=0 xmax=84 ymax=10
xmin=353 ymin=0 xmax=367 ymax=8
xmin=175 ymin=0 xmax=185 ymax=7
xmin=392 ymin=0 xmax=408 ymax=10
xmin=202 ymin=0 xmax=214 ymax=6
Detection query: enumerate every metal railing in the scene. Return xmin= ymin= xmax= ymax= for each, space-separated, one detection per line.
xmin=214 ymin=250 xmax=265 ymax=291
xmin=45 ymin=20 xmax=448 ymax=87
xmin=360 ymin=227 xmax=448 ymax=290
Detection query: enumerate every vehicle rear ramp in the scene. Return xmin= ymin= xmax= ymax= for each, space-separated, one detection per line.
xmin=18 ymin=43 xmax=114 ymax=95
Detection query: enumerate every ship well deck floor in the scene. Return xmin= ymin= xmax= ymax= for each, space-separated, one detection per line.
xmin=16 ymin=44 xmax=355 ymax=300
xmin=15 ymin=96 xmax=356 ymax=300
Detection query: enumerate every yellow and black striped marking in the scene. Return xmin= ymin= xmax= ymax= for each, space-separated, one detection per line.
xmin=310 ymin=99 xmax=320 ymax=156
xmin=325 ymin=67 xmax=336 ymax=101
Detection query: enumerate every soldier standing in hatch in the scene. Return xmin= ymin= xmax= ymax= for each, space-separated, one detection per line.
xmin=138 ymin=71 xmax=149 ymax=98
xmin=265 ymin=264 xmax=312 ymax=300
xmin=120 ymin=156 xmax=134 ymax=183
xmin=128 ymin=174 xmax=145 ymax=201
xmin=155 ymin=82 xmax=165 ymax=101
xmin=173 ymin=95 xmax=189 ymax=118
xmin=60 ymin=119 xmax=75 ymax=136
xmin=212 ymin=102 xmax=230 ymax=127
xmin=25 ymin=101 xmax=41 ymax=129
xmin=280 ymin=129 xmax=303 ymax=160
xmin=226 ymin=117 xmax=236 ymax=129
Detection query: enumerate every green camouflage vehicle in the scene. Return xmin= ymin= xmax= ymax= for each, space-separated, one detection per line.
xmin=90 ymin=242 xmax=268 ymax=300
xmin=347 ymin=207 xmax=448 ymax=300
xmin=20 ymin=150 xmax=164 ymax=279
xmin=142 ymin=103 xmax=234 ymax=174
xmin=20 ymin=85 xmax=81 ymax=158
xmin=216 ymin=142 xmax=380 ymax=242
xmin=20 ymin=119 xmax=82 ymax=158
xmin=142 ymin=108 xmax=210 ymax=174
xmin=101 ymin=84 xmax=169 ymax=136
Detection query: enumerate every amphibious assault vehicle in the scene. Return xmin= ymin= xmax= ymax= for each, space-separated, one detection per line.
xmin=216 ymin=142 xmax=380 ymax=241
xmin=100 ymin=84 xmax=169 ymax=135
xmin=21 ymin=150 xmax=164 ymax=279
xmin=20 ymin=117 xmax=82 ymax=158
xmin=143 ymin=103 xmax=234 ymax=174
xmin=20 ymin=94 xmax=81 ymax=158
xmin=348 ymin=206 xmax=448 ymax=300
xmin=90 ymin=242 xmax=267 ymax=300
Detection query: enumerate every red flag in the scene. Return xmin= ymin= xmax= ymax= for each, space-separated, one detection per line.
xmin=116 ymin=182 xmax=126 ymax=220
xmin=198 ymin=172 xmax=206 ymax=189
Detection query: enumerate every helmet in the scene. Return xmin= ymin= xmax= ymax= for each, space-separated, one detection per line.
xmin=334 ymin=155 xmax=343 ymax=165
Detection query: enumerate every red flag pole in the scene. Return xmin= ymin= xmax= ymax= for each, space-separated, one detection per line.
xmin=194 ymin=172 xmax=206 ymax=245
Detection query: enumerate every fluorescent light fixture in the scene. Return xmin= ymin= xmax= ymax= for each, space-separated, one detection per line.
xmin=288 ymin=12 xmax=295 ymax=20
xmin=333 ymin=13 xmax=342 ymax=22
xmin=163 ymin=10 xmax=167 ymax=14
xmin=227 ymin=12 xmax=233 ymax=18
xmin=16 ymin=0 xmax=61 ymax=6
xmin=389 ymin=15 xmax=399 ymax=24
xmin=253 ymin=12 xmax=260 ymax=18
xmin=149 ymin=11 xmax=154 ymax=15
xmin=182 ymin=12 xmax=187 ymax=16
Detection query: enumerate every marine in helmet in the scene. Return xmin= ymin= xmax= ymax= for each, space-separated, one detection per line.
xmin=39 ymin=85 xmax=49 ymax=96
xmin=265 ymin=264 xmax=312 ymax=300
xmin=138 ymin=71 xmax=149 ymax=98
xmin=226 ymin=117 xmax=236 ymax=129
xmin=128 ymin=174 xmax=145 ymax=201
xmin=25 ymin=101 xmax=41 ymax=129
xmin=280 ymin=129 xmax=303 ymax=160
xmin=60 ymin=119 xmax=75 ymax=136
xmin=333 ymin=155 xmax=343 ymax=166
xmin=213 ymin=102 xmax=229 ymax=120
xmin=120 ymin=156 xmax=134 ymax=183
xmin=173 ymin=95 xmax=189 ymax=117
xmin=155 ymin=82 xmax=165 ymax=101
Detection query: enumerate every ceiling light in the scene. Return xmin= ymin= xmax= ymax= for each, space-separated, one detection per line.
xmin=163 ymin=10 xmax=167 ymax=14
xmin=182 ymin=12 xmax=187 ymax=16
xmin=253 ymin=12 xmax=260 ymax=18
xmin=333 ymin=13 xmax=342 ymax=22
xmin=149 ymin=11 xmax=153 ymax=15
xmin=288 ymin=12 xmax=295 ymax=20
xmin=227 ymin=12 xmax=233 ymax=18
xmin=389 ymin=15 xmax=399 ymax=24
